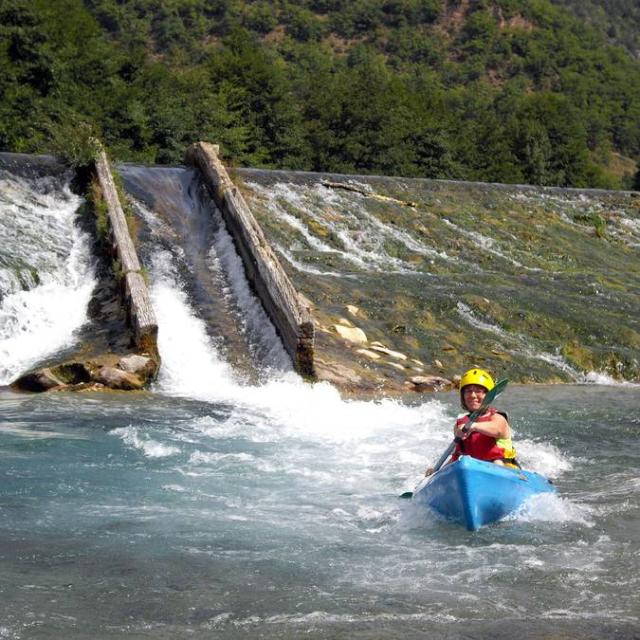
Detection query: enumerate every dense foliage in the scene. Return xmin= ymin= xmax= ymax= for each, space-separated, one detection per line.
xmin=1 ymin=0 xmax=639 ymax=188
xmin=550 ymin=0 xmax=640 ymax=59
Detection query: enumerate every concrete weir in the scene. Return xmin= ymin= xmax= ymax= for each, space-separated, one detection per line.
xmin=93 ymin=149 xmax=159 ymax=356
xmin=185 ymin=142 xmax=316 ymax=378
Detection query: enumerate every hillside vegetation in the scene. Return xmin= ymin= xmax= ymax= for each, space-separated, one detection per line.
xmin=551 ymin=0 xmax=640 ymax=59
xmin=1 ymin=0 xmax=640 ymax=189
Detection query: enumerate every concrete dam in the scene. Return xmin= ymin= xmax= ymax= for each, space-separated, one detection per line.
xmin=2 ymin=143 xmax=639 ymax=393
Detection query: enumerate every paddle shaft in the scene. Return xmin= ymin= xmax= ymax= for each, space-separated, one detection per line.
xmin=430 ymin=378 xmax=509 ymax=474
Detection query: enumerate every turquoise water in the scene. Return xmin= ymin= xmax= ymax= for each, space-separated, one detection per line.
xmin=1 ymin=383 xmax=638 ymax=639
xmin=1 ymin=155 xmax=638 ymax=639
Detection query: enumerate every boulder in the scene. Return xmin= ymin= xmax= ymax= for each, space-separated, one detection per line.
xmin=118 ymin=354 xmax=158 ymax=380
xmin=406 ymin=375 xmax=453 ymax=392
xmin=333 ymin=324 xmax=367 ymax=344
xmin=11 ymin=368 xmax=66 ymax=392
xmin=92 ymin=366 xmax=144 ymax=391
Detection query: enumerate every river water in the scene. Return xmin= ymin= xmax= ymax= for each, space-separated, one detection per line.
xmin=1 ymin=382 xmax=639 ymax=639
xmin=0 ymin=157 xmax=639 ymax=638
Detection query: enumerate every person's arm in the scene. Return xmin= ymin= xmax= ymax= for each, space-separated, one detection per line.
xmin=465 ymin=413 xmax=510 ymax=439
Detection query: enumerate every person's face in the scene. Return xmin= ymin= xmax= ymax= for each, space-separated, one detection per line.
xmin=462 ymin=384 xmax=487 ymax=411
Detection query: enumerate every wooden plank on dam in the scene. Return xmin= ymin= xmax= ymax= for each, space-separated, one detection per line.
xmin=185 ymin=142 xmax=315 ymax=378
xmin=94 ymin=150 xmax=141 ymax=273
xmin=93 ymin=149 xmax=158 ymax=355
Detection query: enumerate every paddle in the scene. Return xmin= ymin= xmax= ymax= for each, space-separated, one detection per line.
xmin=400 ymin=378 xmax=509 ymax=499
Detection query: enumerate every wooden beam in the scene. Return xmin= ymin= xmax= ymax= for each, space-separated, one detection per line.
xmin=93 ymin=149 xmax=158 ymax=356
xmin=185 ymin=142 xmax=315 ymax=378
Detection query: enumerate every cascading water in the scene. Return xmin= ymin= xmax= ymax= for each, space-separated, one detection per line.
xmin=119 ymin=164 xmax=292 ymax=383
xmin=0 ymin=160 xmax=638 ymax=639
xmin=238 ymin=169 xmax=640 ymax=384
xmin=0 ymin=157 xmax=96 ymax=385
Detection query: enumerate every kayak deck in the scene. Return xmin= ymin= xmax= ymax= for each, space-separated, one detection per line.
xmin=413 ymin=455 xmax=556 ymax=531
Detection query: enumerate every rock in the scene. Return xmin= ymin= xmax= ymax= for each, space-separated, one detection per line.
xmin=55 ymin=362 xmax=92 ymax=384
xmin=407 ymin=375 xmax=453 ymax=392
xmin=337 ymin=317 xmax=355 ymax=327
xmin=369 ymin=345 xmax=407 ymax=360
xmin=92 ymin=366 xmax=144 ymax=391
xmin=333 ymin=324 xmax=367 ymax=344
xmin=387 ymin=362 xmax=406 ymax=371
xmin=346 ymin=305 xmax=360 ymax=317
xmin=118 ymin=354 xmax=157 ymax=380
xmin=11 ymin=368 xmax=66 ymax=392
xmin=314 ymin=358 xmax=365 ymax=388
xmin=434 ymin=359 xmax=444 ymax=369
xmin=356 ymin=348 xmax=382 ymax=360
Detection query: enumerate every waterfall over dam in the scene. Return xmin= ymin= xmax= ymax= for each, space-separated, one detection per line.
xmin=1 ymin=150 xmax=639 ymax=389
xmin=119 ymin=163 xmax=292 ymax=383
xmin=236 ymin=168 xmax=640 ymax=386
xmin=0 ymin=154 xmax=96 ymax=385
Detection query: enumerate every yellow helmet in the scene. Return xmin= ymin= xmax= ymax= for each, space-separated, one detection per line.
xmin=460 ymin=368 xmax=495 ymax=392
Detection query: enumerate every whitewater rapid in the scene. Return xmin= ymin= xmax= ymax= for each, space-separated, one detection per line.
xmin=0 ymin=168 xmax=95 ymax=384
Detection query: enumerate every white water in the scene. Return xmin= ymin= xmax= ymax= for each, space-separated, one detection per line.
xmin=147 ymin=242 xmax=573 ymax=524
xmin=454 ymin=302 xmax=636 ymax=386
xmin=0 ymin=170 xmax=95 ymax=384
xmin=2 ymin=167 xmax=637 ymax=639
xmin=248 ymin=181 xmax=446 ymax=273
xmin=510 ymin=189 xmax=640 ymax=247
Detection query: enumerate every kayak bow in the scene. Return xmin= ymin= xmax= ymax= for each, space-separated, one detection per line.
xmin=412 ymin=455 xmax=556 ymax=531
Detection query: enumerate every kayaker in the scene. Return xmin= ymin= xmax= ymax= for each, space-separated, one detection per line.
xmin=452 ymin=367 xmax=519 ymax=466
xmin=425 ymin=367 xmax=519 ymax=475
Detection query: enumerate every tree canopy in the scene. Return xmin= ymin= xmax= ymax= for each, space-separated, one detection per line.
xmin=1 ymin=0 xmax=639 ymax=188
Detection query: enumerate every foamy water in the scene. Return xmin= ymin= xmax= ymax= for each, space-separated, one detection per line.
xmin=0 ymin=170 xmax=95 ymax=384
xmin=1 ymin=163 xmax=638 ymax=638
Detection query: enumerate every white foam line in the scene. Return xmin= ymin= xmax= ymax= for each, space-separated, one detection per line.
xmin=304 ymin=183 xmax=449 ymax=266
xmin=442 ymin=218 xmax=536 ymax=270
xmin=455 ymin=303 xmax=583 ymax=381
xmin=248 ymin=181 xmax=422 ymax=274
xmin=112 ymin=426 xmax=180 ymax=458
xmin=273 ymin=243 xmax=354 ymax=278
xmin=207 ymin=610 xmax=458 ymax=629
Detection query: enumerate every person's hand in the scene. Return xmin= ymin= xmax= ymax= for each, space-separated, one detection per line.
xmin=454 ymin=423 xmax=472 ymax=439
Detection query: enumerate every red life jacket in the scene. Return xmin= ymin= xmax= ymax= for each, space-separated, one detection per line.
xmin=451 ymin=407 xmax=517 ymax=463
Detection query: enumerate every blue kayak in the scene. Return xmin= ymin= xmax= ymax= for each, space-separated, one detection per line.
xmin=413 ymin=455 xmax=556 ymax=531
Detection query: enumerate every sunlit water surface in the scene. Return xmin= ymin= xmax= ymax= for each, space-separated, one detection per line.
xmin=1 ymin=157 xmax=638 ymax=639
xmin=1 ymin=383 xmax=638 ymax=640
